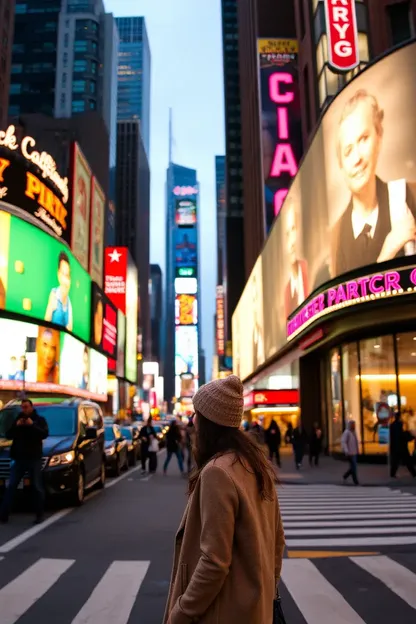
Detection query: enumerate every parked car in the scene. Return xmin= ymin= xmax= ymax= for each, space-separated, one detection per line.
xmin=104 ymin=424 xmax=129 ymax=475
xmin=0 ymin=398 xmax=106 ymax=506
xmin=120 ymin=426 xmax=140 ymax=466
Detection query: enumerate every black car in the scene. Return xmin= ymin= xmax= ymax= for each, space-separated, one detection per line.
xmin=0 ymin=399 xmax=106 ymax=506
xmin=104 ymin=425 xmax=129 ymax=475
xmin=121 ymin=426 xmax=140 ymax=466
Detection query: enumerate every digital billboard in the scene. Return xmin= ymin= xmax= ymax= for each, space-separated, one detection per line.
xmin=71 ymin=143 xmax=91 ymax=271
xmin=216 ymin=285 xmax=225 ymax=356
xmin=89 ymin=177 xmax=105 ymax=287
xmin=175 ymin=326 xmax=199 ymax=377
xmin=175 ymin=277 xmax=198 ymax=294
xmin=175 ymin=294 xmax=198 ymax=326
xmin=174 ymin=228 xmax=197 ymax=270
xmin=91 ymin=283 xmax=117 ymax=359
xmin=125 ymin=254 xmax=138 ymax=384
xmin=89 ymin=348 xmax=108 ymax=396
xmin=175 ymin=198 xmax=197 ymax=226
xmin=233 ymin=42 xmax=416 ymax=380
xmin=0 ymin=125 xmax=70 ymax=242
xmin=257 ymin=39 xmax=303 ymax=231
xmin=0 ymin=209 xmax=91 ymax=342
xmin=60 ymin=333 xmax=89 ymax=390
xmin=114 ymin=310 xmax=126 ymax=378
xmin=104 ymin=246 xmax=127 ymax=314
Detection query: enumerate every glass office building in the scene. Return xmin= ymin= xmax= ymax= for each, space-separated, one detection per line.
xmin=116 ymin=16 xmax=151 ymax=159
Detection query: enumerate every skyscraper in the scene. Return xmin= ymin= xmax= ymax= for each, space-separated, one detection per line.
xmin=116 ymin=16 xmax=151 ymax=159
xmin=0 ymin=0 xmax=14 ymax=127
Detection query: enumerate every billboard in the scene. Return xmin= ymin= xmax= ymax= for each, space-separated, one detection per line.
xmin=175 ymin=277 xmax=198 ymax=294
xmin=89 ymin=348 xmax=108 ymax=396
xmin=125 ymin=253 xmax=138 ymax=384
xmin=175 ymin=326 xmax=199 ymax=377
xmin=89 ymin=177 xmax=105 ymax=287
xmin=175 ymin=198 xmax=197 ymax=226
xmin=324 ymin=0 xmax=359 ymax=73
xmin=174 ymin=228 xmax=198 ymax=269
xmin=0 ymin=209 xmax=91 ymax=342
xmin=91 ymin=283 xmax=117 ymax=359
xmin=258 ymin=39 xmax=303 ymax=231
xmin=216 ymin=285 xmax=225 ymax=356
xmin=175 ymin=294 xmax=198 ymax=326
xmin=233 ymin=42 xmax=416 ymax=380
xmin=71 ymin=143 xmax=91 ymax=271
xmin=116 ymin=310 xmax=126 ymax=378
xmin=0 ymin=125 xmax=70 ymax=242
xmin=104 ymin=246 xmax=127 ymax=313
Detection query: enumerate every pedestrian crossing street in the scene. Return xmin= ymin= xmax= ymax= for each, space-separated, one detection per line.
xmin=278 ymin=484 xmax=416 ymax=547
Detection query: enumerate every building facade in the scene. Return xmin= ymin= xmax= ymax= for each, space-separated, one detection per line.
xmin=115 ymin=120 xmax=151 ymax=360
xmin=116 ymin=16 xmax=151 ymax=160
xmin=0 ymin=0 xmax=15 ymax=127
xmin=150 ymin=264 xmax=163 ymax=366
xmin=164 ymin=163 xmax=200 ymax=409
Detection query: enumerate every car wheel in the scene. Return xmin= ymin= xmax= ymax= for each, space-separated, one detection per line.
xmin=72 ymin=469 xmax=85 ymax=506
xmin=96 ymin=461 xmax=106 ymax=489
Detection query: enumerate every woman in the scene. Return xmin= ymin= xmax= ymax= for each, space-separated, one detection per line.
xmin=164 ymin=375 xmax=285 ymax=624
xmin=164 ymin=420 xmax=185 ymax=476
xmin=139 ymin=416 xmax=156 ymax=475
xmin=265 ymin=419 xmax=282 ymax=467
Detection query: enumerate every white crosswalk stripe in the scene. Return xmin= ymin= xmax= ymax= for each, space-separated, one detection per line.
xmin=278 ymin=485 xmax=416 ymax=547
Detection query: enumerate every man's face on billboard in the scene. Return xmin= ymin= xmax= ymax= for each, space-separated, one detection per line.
xmin=40 ymin=331 xmax=57 ymax=372
xmin=286 ymin=204 xmax=298 ymax=265
xmin=58 ymin=260 xmax=71 ymax=296
xmin=338 ymin=100 xmax=381 ymax=196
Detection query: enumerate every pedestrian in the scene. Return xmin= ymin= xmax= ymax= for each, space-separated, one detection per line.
xmin=163 ymin=420 xmax=185 ymax=476
xmin=139 ymin=416 xmax=156 ymax=475
xmin=309 ymin=421 xmax=323 ymax=467
xmin=285 ymin=422 xmax=294 ymax=446
xmin=389 ymin=411 xmax=416 ymax=478
xmin=292 ymin=421 xmax=307 ymax=469
xmin=341 ymin=420 xmax=360 ymax=485
xmin=0 ymin=399 xmax=49 ymax=524
xmin=185 ymin=416 xmax=196 ymax=473
xmin=163 ymin=375 xmax=285 ymax=624
xmin=265 ymin=419 xmax=281 ymax=467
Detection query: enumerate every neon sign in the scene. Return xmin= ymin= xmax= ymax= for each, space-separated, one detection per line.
xmin=173 ymin=185 xmax=198 ymax=196
xmin=216 ymin=285 xmax=225 ymax=356
xmin=287 ymin=265 xmax=416 ymax=341
xmin=324 ymin=0 xmax=360 ymax=73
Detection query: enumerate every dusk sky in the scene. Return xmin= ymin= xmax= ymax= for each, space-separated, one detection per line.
xmin=107 ymin=0 xmax=225 ymax=378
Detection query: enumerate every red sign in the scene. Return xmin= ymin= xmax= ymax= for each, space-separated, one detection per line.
xmin=324 ymin=0 xmax=359 ymax=72
xmin=216 ymin=285 xmax=225 ymax=356
xmin=104 ymin=247 xmax=128 ymax=314
xmin=244 ymin=389 xmax=299 ymax=409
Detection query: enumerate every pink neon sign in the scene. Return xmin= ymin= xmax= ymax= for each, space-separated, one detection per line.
xmin=287 ymin=266 xmax=416 ymax=340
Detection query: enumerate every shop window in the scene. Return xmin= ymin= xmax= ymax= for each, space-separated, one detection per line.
xmin=329 ymin=348 xmax=343 ymax=451
xmin=359 ymin=336 xmax=396 ymax=455
xmin=387 ymin=2 xmax=414 ymax=46
xmin=396 ymin=333 xmax=416 ymax=455
xmin=342 ymin=343 xmax=362 ymax=450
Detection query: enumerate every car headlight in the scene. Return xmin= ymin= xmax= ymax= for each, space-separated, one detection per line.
xmin=49 ymin=451 xmax=75 ymax=466
xmin=105 ymin=447 xmax=115 ymax=456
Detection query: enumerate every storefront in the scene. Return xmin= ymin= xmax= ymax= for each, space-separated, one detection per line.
xmin=243 ymin=389 xmax=299 ymax=433
xmin=232 ymin=41 xmax=416 ymax=462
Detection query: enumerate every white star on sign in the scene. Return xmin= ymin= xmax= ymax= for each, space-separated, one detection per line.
xmin=109 ymin=249 xmax=122 ymax=262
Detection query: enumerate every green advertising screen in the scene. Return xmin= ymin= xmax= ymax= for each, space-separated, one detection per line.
xmin=0 ymin=210 xmax=91 ymax=342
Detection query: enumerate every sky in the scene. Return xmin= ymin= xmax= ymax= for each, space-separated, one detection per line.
xmin=107 ymin=0 xmax=225 ymax=380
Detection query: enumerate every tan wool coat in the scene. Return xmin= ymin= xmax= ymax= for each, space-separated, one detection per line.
xmin=163 ymin=452 xmax=285 ymax=624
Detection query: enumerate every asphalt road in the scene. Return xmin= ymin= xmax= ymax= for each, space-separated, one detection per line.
xmin=0 ymin=455 xmax=415 ymax=623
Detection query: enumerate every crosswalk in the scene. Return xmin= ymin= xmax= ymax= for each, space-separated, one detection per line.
xmin=0 ymin=553 xmax=414 ymax=622
xmin=278 ymin=484 xmax=416 ymax=547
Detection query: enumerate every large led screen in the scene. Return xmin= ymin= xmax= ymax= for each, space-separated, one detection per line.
xmin=175 ymin=294 xmax=198 ymax=326
xmin=175 ymin=198 xmax=197 ymax=226
xmin=174 ymin=228 xmax=197 ymax=269
xmin=60 ymin=333 xmax=89 ymax=390
xmin=233 ymin=42 xmax=416 ymax=380
xmin=0 ymin=209 xmax=91 ymax=342
xmin=175 ymin=326 xmax=199 ymax=377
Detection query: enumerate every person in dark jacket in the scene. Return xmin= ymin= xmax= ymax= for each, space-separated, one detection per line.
xmin=163 ymin=420 xmax=184 ymax=476
xmin=0 ymin=399 xmax=48 ymax=524
xmin=390 ymin=412 xmax=416 ymax=478
xmin=309 ymin=422 xmax=323 ymax=467
xmin=139 ymin=416 xmax=156 ymax=475
xmin=265 ymin=420 xmax=281 ymax=467
xmin=292 ymin=422 xmax=307 ymax=470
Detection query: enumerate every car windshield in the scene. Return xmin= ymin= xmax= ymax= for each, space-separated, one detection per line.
xmin=36 ymin=407 xmax=76 ymax=436
xmin=0 ymin=408 xmax=19 ymax=438
xmin=121 ymin=428 xmax=133 ymax=440
xmin=105 ymin=427 xmax=115 ymax=441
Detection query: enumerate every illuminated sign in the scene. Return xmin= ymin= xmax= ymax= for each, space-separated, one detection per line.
xmin=324 ymin=0 xmax=359 ymax=72
xmin=216 ymin=285 xmax=225 ymax=356
xmin=244 ymin=389 xmax=299 ymax=408
xmin=175 ymin=294 xmax=198 ymax=326
xmin=89 ymin=177 xmax=105 ymax=287
xmin=175 ymin=326 xmax=198 ymax=376
xmin=257 ymin=39 xmax=302 ymax=230
xmin=173 ymin=185 xmax=198 ymax=196
xmin=287 ymin=265 xmax=416 ymax=341
xmin=175 ymin=277 xmax=198 ymax=295
xmin=71 ymin=143 xmax=91 ymax=271
xmin=177 ymin=267 xmax=195 ymax=278
xmin=104 ymin=247 xmax=128 ymax=314
xmin=174 ymin=228 xmax=197 ymax=269
xmin=175 ymin=198 xmax=197 ymax=226
xmin=91 ymin=283 xmax=117 ymax=359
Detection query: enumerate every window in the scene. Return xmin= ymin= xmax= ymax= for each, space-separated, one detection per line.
xmin=72 ymin=79 xmax=86 ymax=93
xmin=64 ymin=33 xmax=69 ymax=48
xmin=91 ymin=61 xmax=97 ymax=74
xmin=74 ymin=40 xmax=88 ymax=52
xmin=15 ymin=3 xmax=27 ymax=14
xmin=329 ymin=349 xmax=343 ymax=451
xmin=8 ymin=105 xmax=20 ymax=116
xmin=342 ymin=343 xmax=362 ymax=451
xmin=72 ymin=100 xmax=85 ymax=112
xmin=396 ymin=332 xmax=416 ymax=454
xmin=73 ymin=59 xmax=87 ymax=73
xmin=12 ymin=43 xmax=25 ymax=53
xmin=9 ymin=84 xmax=21 ymax=94
xmin=387 ymin=2 xmax=414 ymax=45
xmin=89 ymin=100 xmax=96 ymax=110
xmin=11 ymin=64 xmax=23 ymax=74
xmin=90 ymin=80 xmax=96 ymax=94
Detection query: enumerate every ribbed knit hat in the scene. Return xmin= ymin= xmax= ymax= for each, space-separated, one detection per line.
xmin=192 ymin=375 xmax=244 ymax=428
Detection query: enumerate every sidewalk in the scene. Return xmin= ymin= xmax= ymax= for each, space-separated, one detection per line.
xmin=276 ymin=454 xmax=416 ymax=488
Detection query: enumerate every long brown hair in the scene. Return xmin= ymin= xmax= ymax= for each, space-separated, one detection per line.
xmin=188 ymin=412 xmax=276 ymax=500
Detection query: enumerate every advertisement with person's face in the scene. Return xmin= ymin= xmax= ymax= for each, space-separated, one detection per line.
xmin=71 ymin=143 xmax=91 ymax=271
xmin=174 ymin=228 xmax=197 ymax=268
xmin=0 ymin=209 xmax=91 ymax=342
xmin=91 ymin=283 xmax=117 ymax=359
xmin=36 ymin=326 xmax=60 ymax=384
xmin=60 ymin=333 xmax=89 ymax=390
xmin=175 ymin=326 xmax=199 ymax=377
xmin=233 ymin=42 xmax=416 ymax=379
xmin=89 ymin=177 xmax=105 ymax=287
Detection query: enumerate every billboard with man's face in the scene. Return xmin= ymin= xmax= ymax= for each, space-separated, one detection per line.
xmin=233 ymin=42 xmax=416 ymax=380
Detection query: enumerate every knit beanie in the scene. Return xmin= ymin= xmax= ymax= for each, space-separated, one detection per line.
xmin=192 ymin=375 xmax=244 ymax=428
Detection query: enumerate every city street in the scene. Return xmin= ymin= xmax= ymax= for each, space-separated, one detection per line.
xmin=0 ymin=455 xmax=416 ymax=623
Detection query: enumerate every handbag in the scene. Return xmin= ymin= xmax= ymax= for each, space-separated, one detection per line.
xmin=149 ymin=437 xmax=159 ymax=453
xmin=273 ymin=592 xmax=287 ymax=624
